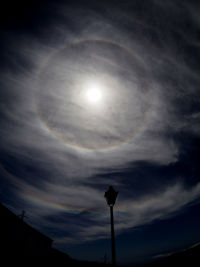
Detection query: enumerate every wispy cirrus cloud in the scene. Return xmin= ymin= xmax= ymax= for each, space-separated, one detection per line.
xmin=0 ymin=0 xmax=200 ymax=252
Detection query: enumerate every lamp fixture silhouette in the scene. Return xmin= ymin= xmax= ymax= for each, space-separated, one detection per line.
xmin=104 ymin=186 xmax=118 ymax=266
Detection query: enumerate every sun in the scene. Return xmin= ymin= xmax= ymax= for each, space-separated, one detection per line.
xmin=86 ymin=83 xmax=102 ymax=104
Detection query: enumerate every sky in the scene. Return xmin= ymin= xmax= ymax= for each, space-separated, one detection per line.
xmin=0 ymin=0 xmax=200 ymax=265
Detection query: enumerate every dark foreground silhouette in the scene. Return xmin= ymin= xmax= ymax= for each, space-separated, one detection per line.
xmin=1 ymin=202 xmax=200 ymax=266
xmin=0 ymin=202 xmax=111 ymax=266
xmin=137 ymin=243 xmax=200 ymax=267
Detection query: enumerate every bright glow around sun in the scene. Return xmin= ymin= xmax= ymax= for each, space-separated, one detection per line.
xmin=86 ymin=84 xmax=102 ymax=103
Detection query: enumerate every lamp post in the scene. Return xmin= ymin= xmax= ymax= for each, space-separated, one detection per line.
xmin=104 ymin=186 xmax=118 ymax=266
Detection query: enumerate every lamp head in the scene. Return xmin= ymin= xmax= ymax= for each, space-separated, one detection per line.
xmin=104 ymin=186 xmax=118 ymax=206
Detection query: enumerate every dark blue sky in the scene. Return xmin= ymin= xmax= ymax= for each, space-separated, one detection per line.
xmin=0 ymin=0 xmax=200 ymax=265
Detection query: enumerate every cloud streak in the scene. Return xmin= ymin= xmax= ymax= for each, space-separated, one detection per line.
xmin=0 ymin=0 xmax=200 ymax=252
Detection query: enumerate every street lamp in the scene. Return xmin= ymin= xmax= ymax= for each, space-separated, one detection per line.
xmin=104 ymin=186 xmax=118 ymax=266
